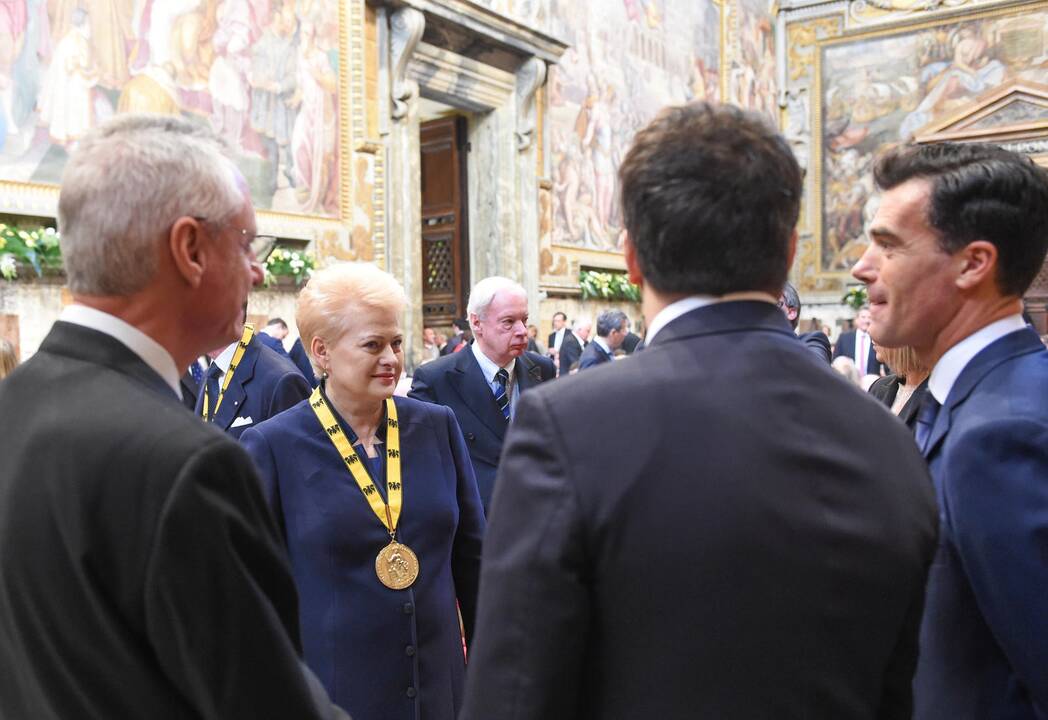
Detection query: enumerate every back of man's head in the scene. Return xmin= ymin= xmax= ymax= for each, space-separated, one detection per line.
xmin=596 ymin=309 xmax=628 ymax=338
xmin=780 ymin=282 xmax=801 ymax=329
xmin=619 ymin=102 xmax=802 ymax=296
xmin=58 ymin=114 xmax=243 ymax=296
xmin=873 ymin=142 xmax=1048 ymax=298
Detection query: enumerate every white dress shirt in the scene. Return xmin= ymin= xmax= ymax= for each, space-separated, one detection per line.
xmin=854 ymin=329 xmax=871 ymax=376
xmin=928 ymin=314 xmax=1027 ymax=404
xmin=471 ymin=341 xmax=518 ymax=418
xmin=551 ymin=327 xmax=566 ymax=352
xmin=593 ymin=335 xmax=612 ymax=357
xmin=59 ymin=304 xmax=181 ymax=397
xmin=209 ymin=341 xmax=239 ymax=385
xmin=644 ymin=295 xmax=719 ymax=347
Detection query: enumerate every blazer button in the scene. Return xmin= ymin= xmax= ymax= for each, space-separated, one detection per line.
xmin=402 ymin=602 xmax=414 ymax=615
xmin=405 ymin=645 xmax=416 ymax=657
xmin=406 ymin=687 xmax=417 ymax=699
xmin=466 ymin=432 xmax=476 ymax=441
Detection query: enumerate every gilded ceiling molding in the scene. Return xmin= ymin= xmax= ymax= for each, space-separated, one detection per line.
xmin=390 ymin=7 xmax=425 ymax=120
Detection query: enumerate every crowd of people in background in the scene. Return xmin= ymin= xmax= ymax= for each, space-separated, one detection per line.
xmin=2 ymin=102 xmax=1048 ymax=720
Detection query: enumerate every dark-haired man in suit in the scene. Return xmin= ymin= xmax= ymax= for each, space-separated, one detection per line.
xmin=780 ymin=281 xmax=831 ymax=363
xmin=258 ymin=317 xmax=291 ymax=357
xmin=461 ymin=102 xmax=937 ymax=720
xmin=833 ymin=305 xmax=882 ymax=376
xmin=0 ymin=114 xmax=346 ymax=719
xmin=853 ymin=141 xmax=1048 ymax=720
xmin=410 ymin=276 xmax=554 ymax=511
xmin=578 ymin=309 xmax=629 ymax=370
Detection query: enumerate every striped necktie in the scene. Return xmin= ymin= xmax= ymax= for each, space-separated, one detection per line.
xmin=494 ymin=368 xmax=510 ymax=420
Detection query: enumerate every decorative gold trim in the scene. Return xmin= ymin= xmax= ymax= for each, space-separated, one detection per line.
xmin=809 ymin=0 xmax=1048 ymax=282
xmin=355 ymin=141 xmax=384 ymax=154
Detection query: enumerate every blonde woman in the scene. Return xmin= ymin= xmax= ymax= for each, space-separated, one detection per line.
xmin=868 ymin=344 xmax=930 ymax=431
xmin=240 ymin=262 xmax=484 ymax=720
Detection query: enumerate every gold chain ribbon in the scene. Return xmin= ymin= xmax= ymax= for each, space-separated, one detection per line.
xmin=200 ymin=323 xmax=255 ymax=422
xmin=308 ymin=386 xmax=403 ymax=538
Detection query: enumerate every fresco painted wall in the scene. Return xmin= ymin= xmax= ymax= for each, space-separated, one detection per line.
xmin=0 ymin=0 xmax=341 ymax=218
xmin=818 ymin=4 xmax=1048 ymax=273
xmin=543 ymin=0 xmax=720 ymax=254
xmin=727 ymin=0 xmax=777 ymax=124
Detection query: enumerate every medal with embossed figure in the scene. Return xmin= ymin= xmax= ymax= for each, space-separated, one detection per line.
xmin=309 ymin=388 xmax=419 ymax=589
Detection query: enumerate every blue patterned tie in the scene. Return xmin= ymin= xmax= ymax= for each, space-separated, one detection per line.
xmin=189 ymin=360 xmax=204 ymax=386
xmin=205 ymin=364 xmax=223 ymax=421
xmin=494 ymin=368 xmax=510 ymax=420
xmin=914 ymin=394 xmax=941 ymax=455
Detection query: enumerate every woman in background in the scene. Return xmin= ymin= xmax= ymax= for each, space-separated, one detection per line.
xmin=868 ymin=344 xmax=930 ymax=431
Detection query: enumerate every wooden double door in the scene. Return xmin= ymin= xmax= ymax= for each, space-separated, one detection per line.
xmin=419 ymin=116 xmax=470 ymax=327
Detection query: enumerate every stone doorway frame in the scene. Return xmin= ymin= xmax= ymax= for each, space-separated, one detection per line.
xmin=370 ymin=0 xmax=566 ymax=368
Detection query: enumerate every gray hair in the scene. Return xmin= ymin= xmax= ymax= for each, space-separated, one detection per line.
xmin=58 ymin=114 xmax=245 ymax=295
xmin=574 ymin=316 xmax=592 ymax=331
xmin=596 ymin=309 xmax=628 ymax=337
xmin=781 ymin=281 xmax=801 ymax=329
xmin=467 ymin=276 xmax=526 ymax=318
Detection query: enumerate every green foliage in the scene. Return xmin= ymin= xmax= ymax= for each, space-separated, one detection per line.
xmin=263 ymin=246 xmax=315 ymax=287
xmin=579 ymin=270 xmax=640 ymax=303
xmin=0 ymin=224 xmax=63 ymax=280
xmin=841 ymin=286 xmax=868 ymax=311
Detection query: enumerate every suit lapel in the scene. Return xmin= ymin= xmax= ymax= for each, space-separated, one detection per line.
xmin=925 ymin=328 xmax=1043 ymax=459
xmin=214 ymin=339 xmax=260 ymax=430
xmin=447 ymin=349 xmax=508 ymax=440
xmin=516 ymin=353 xmax=544 ymax=392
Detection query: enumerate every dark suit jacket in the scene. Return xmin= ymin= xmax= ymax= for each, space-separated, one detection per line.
xmin=577 ymin=339 xmax=612 ymax=369
xmin=241 ymin=395 xmax=485 ymax=720
xmin=409 ymin=349 xmax=555 ymax=512
xmin=461 ymin=301 xmax=938 ymax=720
xmin=800 ymin=330 xmax=832 ymax=364
xmin=868 ymin=374 xmax=929 ymax=431
xmin=555 ymin=331 xmax=583 ymax=376
xmin=289 ymin=337 xmax=318 ymax=387
xmin=257 ymin=331 xmax=290 ymax=358
xmin=195 ymin=334 xmax=311 ymax=439
xmin=0 ymin=322 xmax=345 ymax=720
xmin=833 ymin=329 xmax=883 ymax=375
xmin=180 ymin=369 xmax=199 ymax=410
xmin=914 ymin=328 xmax=1048 ymax=720
xmin=440 ymin=332 xmax=466 ymax=356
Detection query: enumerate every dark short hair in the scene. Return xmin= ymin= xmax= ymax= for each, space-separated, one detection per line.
xmin=596 ymin=309 xmax=629 ymax=337
xmin=265 ymin=317 xmax=288 ymax=330
xmin=781 ymin=282 xmax=801 ymax=329
xmin=874 ymin=142 xmax=1048 ymax=296
xmin=453 ymin=318 xmax=470 ymax=332
xmin=619 ymin=102 xmax=802 ymax=296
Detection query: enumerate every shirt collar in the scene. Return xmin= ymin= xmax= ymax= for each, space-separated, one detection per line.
xmin=644 ymin=295 xmax=719 ymax=347
xmin=60 ymin=304 xmax=181 ymax=396
xmin=927 ymin=314 xmax=1027 ymax=404
xmin=212 ymin=340 xmax=239 ymax=374
xmin=471 ymin=340 xmax=515 ymax=384
xmin=594 ymin=336 xmax=611 ymax=354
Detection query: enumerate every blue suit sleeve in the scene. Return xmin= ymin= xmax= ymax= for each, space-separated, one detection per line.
xmin=268 ymin=372 xmax=311 ymax=418
xmin=240 ymin=427 xmax=285 ymax=542
xmin=443 ymin=405 xmax=485 ymax=645
xmin=408 ymin=364 xmax=437 ymax=404
xmin=942 ymin=417 xmax=1048 ymax=709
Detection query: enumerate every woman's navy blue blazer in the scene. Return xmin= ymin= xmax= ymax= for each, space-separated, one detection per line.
xmin=241 ymin=394 xmax=485 ymax=720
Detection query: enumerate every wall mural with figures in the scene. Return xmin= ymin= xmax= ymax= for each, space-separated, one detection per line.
xmin=726 ymin=0 xmax=777 ymax=124
xmin=543 ymin=0 xmax=720 ymax=256
xmin=0 ymin=0 xmax=342 ymax=219
xmin=816 ymin=2 xmax=1048 ymax=275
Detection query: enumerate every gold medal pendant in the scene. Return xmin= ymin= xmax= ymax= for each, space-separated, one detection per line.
xmin=375 ymin=541 xmax=419 ymax=590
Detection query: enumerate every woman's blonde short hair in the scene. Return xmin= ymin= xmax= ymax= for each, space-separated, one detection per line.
xmin=876 ymin=345 xmax=927 ymax=381
xmin=0 ymin=339 xmax=17 ymax=379
xmin=296 ymin=262 xmax=407 ymax=371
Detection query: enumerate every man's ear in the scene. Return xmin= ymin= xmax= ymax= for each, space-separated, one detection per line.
xmin=955 ymin=240 xmax=998 ymax=292
xmin=170 ymin=216 xmax=206 ymax=287
xmin=624 ymin=234 xmax=643 ymax=287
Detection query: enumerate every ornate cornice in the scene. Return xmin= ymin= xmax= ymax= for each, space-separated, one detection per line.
xmin=515 ymin=58 xmax=547 ymax=151
xmin=390 ymin=7 xmax=425 ymax=120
